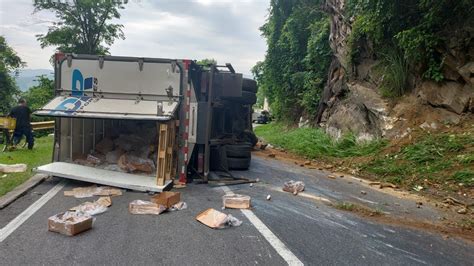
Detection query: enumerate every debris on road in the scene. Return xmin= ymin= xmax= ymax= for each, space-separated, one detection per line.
xmin=372 ymin=182 xmax=399 ymax=189
xmin=282 ymin=180 xmax=305 ymax=195
xmin=0 ymin=163 xmax=27 ymax=173
xmin=266 ymin=195 xmax=271 ymax=200
xmin=443 ymin=196 xmax=466 ymax=206
xmin=380 ymin=182 xmax=398 ymax=189
xmin=327 ymin=174 xmax=336 ymax=179
xmin=360 ymin=190 xmax=367 ymax=195
xmin=70 ymin=200 xmax=108 ymax=216
xmin=196 ymin=208 xmax=242 ymax=229
xmin=48 ymin=211 xmax=94 ymax=236
xmin=457 ymin=207 xmax=468 ymax=214
xmin=169 ymin=201 xmax=187 ymax=211
xmin=222 ymin=194 xmax=251 ymax=209
xmin=151 ymin=191 xmax=180 ymax=208
xmin=129 ymin=200 xmax=166 ymax=215
xmin=173 ymin=180 xmax=187 ymax=189
xmin=64 ymin=186 xmax=122 ymax=198
xmin=413 ymin=185 xmax=424 ymax=192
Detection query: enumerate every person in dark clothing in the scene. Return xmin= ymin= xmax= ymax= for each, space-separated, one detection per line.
xmin=9 ymin=99 xmax=34 ymax=149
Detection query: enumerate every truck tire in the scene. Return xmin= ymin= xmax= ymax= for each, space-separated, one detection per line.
xmin=242 ymin=78 xmax=258 ymax=93
xmin=241 ymin=130 xmax=258 ymax=147
xmin=241 ymin=91 xmax=257 ymax=105
xmin=226 ymin=143 xmax=252 ymax=158
xmin=227 ymin=157 xmax=251 ymax=170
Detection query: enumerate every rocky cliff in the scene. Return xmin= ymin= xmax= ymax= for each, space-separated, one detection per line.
xmin=316 ymin=0 xmax=474 ymax=141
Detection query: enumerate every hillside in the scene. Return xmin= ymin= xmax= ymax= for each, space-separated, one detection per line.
xmin=13 ymin=69 xmax=53 ymax=91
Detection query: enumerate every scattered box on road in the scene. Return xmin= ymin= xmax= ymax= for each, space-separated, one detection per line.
xmin=222 ymin=194 xmax=251 ymax=209
xmin=48 ymin=212 xmax=93 ymax=236
xmin=151 ymin=191 xmax=181 ymax=208
xmin=129 ymin=200 xmax=166 ymax=215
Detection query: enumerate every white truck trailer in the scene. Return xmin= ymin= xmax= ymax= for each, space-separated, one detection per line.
xmin=35 ymin=53 xmax=258 ymax=192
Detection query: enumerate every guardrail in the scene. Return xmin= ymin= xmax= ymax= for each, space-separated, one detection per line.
xmin=31 ymin=120 xmax=55 ymax=131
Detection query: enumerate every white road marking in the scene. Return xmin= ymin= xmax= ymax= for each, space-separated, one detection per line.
xmin=0 ymin=180 xmax=66 ymax=242
xmin=222 ymin=186 xmax=303 ymax=266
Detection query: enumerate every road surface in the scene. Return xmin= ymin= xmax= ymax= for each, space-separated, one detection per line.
xmin=0 ymin=155 xmax=473 ymax=265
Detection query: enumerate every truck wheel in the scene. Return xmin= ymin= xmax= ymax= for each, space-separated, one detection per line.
xmin=226 ymin=143 xmax=252 ymax=158
xmin=241 ymin=91 xmax=257 ymax=105
xmin=242 ymin=78 xmax=258 ymax=93
xmin=241 ymin=130 xmax=258 ymax=147
xmin=227 ymin=157 xmax=251 ymax=170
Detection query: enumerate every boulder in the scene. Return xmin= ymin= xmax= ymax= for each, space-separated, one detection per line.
xmin=458 ymin=62 xmax=474 ymax=86
xmin=325 ymin=83 xmax=391 ymax=141
xmin=418 ymin=81 xmax=474 ymax=114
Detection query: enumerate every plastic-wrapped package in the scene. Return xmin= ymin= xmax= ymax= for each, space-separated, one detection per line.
xmin=222 ymin=194 xmax=251 ymax=209
xmin=86 ymin=154 xmax=102 ymax=165
xmin=282 ymin=180 xmax=305 ymax=194
xmin=196 ymin=208 xmax=243 ymax=229
xmin=105 ymin=149 xmax=125 ymax=164
xmin=48 ymin=211 xmax=94 ymax=236
xmin=129 ymin=200 xmax=166 ymax=215
xmin=118 ymin=153 xmax=155 ymax=173
xmin=70 ymin=201 xmax=108 ymax=216
xmin=226 ymin=214 xmax=242 ymax=227
xmin=169 ymin=201 xmax=187 ymax=211
xmin=64 ymin=186 xmax=122 ymax=198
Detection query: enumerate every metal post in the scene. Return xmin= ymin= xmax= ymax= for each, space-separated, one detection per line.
xmin=203 ymin=66 xmax=215 ymax=181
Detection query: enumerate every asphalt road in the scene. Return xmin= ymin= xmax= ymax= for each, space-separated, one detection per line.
xmin=0 ymin=156 xmax=473 ymax=265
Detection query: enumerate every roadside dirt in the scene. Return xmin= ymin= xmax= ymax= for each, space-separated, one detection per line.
xmin=253 ymin=148 xmax=474 ymax=241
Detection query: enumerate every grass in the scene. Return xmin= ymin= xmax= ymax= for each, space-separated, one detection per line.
xmin=255 ymin=122 xmax=473 ymax=194
xmin=0 ymin=136 xmax=53 ymax=196
xmin=254 ymin=123 xmax=386 ymax=158
xmin=362 ymin=133 xmax=474 ymax=188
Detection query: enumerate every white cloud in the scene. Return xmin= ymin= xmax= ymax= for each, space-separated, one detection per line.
xmin=0 ymin=0 xmax=269 ymax=75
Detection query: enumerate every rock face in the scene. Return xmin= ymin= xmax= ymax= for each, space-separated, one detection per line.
xmin=316 ymin=0 xmax=473 ymax=141
xmin=418 ymin=81 xmax=474 ymax=114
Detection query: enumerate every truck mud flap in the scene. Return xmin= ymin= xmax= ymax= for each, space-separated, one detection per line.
xmin=36 ymin=162 xmax=172 ymax=192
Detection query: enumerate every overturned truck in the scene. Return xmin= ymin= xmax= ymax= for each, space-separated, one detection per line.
xmin=35 ymin=53 xmax=258 ymax=192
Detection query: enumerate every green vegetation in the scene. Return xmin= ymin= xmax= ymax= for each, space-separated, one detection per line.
xmin=254 ymin=123 xmax=386 ymax=158
xmin=335 ymin=202 xmax=355 ymax=211
xmin=362 ymin=134 xmax=474 ymax=187
xmin=0 ymin=36 xmax=25 ymax=115
xmin=0 ymin=136 xmax=54 ymax=196
xmin=252 ymin=0 xmax=331 ymax=122
xmin=34 ymin=0 xmax=126 ymax=54
xmin=346 ymin=0 xmax=472 ymax=82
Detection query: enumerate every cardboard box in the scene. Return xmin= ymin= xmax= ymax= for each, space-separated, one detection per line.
xmin=222 ymin=194 xmax=251 ymax=209
xmin=129 ymin=200 xmax=166 ymax=215
xmin=151 ymin=191 xmax=180 ymax=208
xmin=196 ymin=208 xmax=228 ymax=229
xmin=48 ymin=212 xmax=93 ymax=236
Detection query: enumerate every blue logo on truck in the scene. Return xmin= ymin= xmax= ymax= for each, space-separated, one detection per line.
xmin=50 ymin=69 xmax=97 ymax=114
xmin=72 ymin=69 xmax=96 ymax=96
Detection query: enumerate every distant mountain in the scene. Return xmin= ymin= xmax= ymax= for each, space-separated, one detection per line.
xmin=13 ymin=69 xmax=54 ymax=91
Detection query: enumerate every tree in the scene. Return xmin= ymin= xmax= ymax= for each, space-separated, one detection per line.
xmin=254 ymin=0 xmax=331 ymax=122
xmin=0 ymin=36 xmax=25 ymax=114
xmin=196 ymin=58 xmax=217 ymax=70
xmin=21 ymin=75 xmax=55 ymax=114
xmin=34 ymin=0 xmax=126 ymax=55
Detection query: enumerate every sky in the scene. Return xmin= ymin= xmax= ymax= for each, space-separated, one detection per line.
xmin=0 ymin=0 xmax=269 ymax=76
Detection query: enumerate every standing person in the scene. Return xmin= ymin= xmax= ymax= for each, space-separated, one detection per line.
xmin=9 ymin=99 xmax=34 ymax=149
